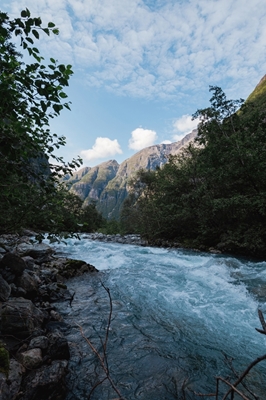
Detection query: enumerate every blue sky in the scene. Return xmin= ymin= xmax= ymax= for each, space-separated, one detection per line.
xmin=3 ymin=0 xmax=266 ymax=167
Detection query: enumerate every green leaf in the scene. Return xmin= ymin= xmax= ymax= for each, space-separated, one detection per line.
xmin=58 ymin=64 xmax=65 ymax=73
xmin=34 ymin=17 xmax=42 ymax=26
xmin=59 ymin=92 xmax=68 ymax=99
xmin=21 ymin=10 xmax=27 ymax=18
xmin=43 ymin=28 xmax=50 ymax=36
xmin=26 ymin=37 xmax=34 ymax=44
xmin=32 ymin=30 xmax=39 ymax=39
xmin=48 ymin=22 xmax=55 ymax=28
xmin=14 ymin=29 xmax=22 ymax=36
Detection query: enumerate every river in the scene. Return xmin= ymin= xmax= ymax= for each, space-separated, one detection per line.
xmin=50 ymin=236 xmax=266 ymax=399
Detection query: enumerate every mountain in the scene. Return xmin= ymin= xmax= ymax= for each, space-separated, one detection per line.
xmin=246 ymin=74 xmax=266 ymax=106
xmin=63 ymin=160 xmax=119 ymax=204
xmin=65 ymin=130 xmax=197 ymax=219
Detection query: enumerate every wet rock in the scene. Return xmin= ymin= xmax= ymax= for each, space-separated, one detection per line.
xmin=209 ymin=247 xmax=222 ymax=254
xmin=0 ymin=359 xmax=25 ymax=400
xmin=18 ymin=348 xmax=42 ymax=369
xmin=45 ymin=321 xmax=69 ymax=333
xmin=28 ymin=336 xmax=49 ymax=351
xmin=1 ymin=298 xmax=45 ymax=338
xmin=41 ymin=282 xmax=71 ymax=302
xmin=0 ymin=275 xmax=11 ymax=301
xmin=46 ymin=257 xmax=98 ymax=279
xmin=16 ymin=243 xmax=55 ymax=262
xmin=0 ymin=253 xmax=27 ymax=276
xmin=17 ymin=286 xmax=27 ymax=297
xmin=22 ymin=256 xmax=36 ymax=270
xmin=47 ymin=332 xmax=70 ymax=361
xmin=85 ymin=232 xmax=147 ymax=246
xmin=20 ymin=360 xmax=68 ymax=400
xmin=0 ymin=341 xmax=9 ymax=377
xmin=16 ymin=270 xmax=40 ymax=298
xmin=50 ymin=310 xmax=63 ymax=322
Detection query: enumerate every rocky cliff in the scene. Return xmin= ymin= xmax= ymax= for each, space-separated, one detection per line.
xmin=66 ymin=130 xmax=197 ymax=219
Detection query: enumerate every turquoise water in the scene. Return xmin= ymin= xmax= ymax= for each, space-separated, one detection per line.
xmin=51 ymin=237 xmax=266 ymax=399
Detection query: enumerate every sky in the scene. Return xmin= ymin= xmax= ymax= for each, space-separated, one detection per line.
xmin=2 ymin=0 xmax=266 ymax=167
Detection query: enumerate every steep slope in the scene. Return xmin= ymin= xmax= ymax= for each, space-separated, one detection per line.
xmin=98 ymin=129 xmax=197 ymax=219
xmin=67 ymin=130 xmax=197 ymax=219
xmin=64 ymin=160 xmax=119 ymax=203
xmin=246 ymin=74 xmax=266 ymax=106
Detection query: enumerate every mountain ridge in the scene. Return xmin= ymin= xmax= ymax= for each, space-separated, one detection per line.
xmin=64 ymin=129 xmax=197 ymax=219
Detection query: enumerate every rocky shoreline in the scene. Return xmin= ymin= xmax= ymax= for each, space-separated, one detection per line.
xmin=0 ymin=232 xmax=98 ymax=400
xmin=86 ymin=233 xmax=222 ymax=254
xmin=83 ymin=232 xmax=148 ymax=246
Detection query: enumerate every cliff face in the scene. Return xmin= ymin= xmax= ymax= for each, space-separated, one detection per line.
xmin=63 ymin=160 xmax=119 ymax=203
xmin=67 ymin=130 xmax=197 ymax=219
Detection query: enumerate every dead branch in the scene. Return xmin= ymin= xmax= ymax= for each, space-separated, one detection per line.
xmin=256 ymin=309 xmax=266 ymax=336
xmin=222 ymin=353 xmax=259 ymax=400
xmin=77 ymin=281 xmax=125 ymax=400
xmin=87 ymin=376 xmax=108 ymax=399
xmin=255 ymin=328 xmax=266 ymax=335
xmin=217 ymin=376 xmax=249 ymax=400
xmin=101 ymin=281 xmax=112 ymax=363
xmin=222 ymin=354 xmax=266 ymax=400
xmin=69 ymin=291 xmax=75 ymax=307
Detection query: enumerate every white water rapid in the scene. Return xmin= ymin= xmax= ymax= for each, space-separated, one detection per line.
xmin=50 ymin=236 xmax=266 ymax=400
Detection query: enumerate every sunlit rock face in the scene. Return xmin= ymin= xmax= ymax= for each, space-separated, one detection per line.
xmin=65 ymin=130 xmax=197 ymax=219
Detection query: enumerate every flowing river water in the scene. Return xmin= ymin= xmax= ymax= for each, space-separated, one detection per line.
xmin=50 ymin=236 xmax=266 ymax=399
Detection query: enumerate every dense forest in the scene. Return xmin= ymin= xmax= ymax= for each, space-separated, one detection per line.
xmin=120 ymin=82 xmax=266 ymax=258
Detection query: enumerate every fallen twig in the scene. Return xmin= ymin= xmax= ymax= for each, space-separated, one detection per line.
xmin=77 ymin=281 xmax=125 ymax=400
xmin=222 ymin=354 xmax=266 ymax=400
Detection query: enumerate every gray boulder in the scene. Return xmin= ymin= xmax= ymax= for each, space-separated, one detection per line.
xmin=0 ymin=275 xmax=11 ymax=301
xmin=20 ymin=360 xmax=68 ymax=400
xmin=0 ymin=253 xmax=27 ymax=276
xmin=28 ymin=336 xmax=49 ymax=351
xmin=16 ymin=243 xmax=54 ymax=262
xmin=16 ymin=270 xmax=40 ymax=298
xmin=18 ymin=348 xmax=42 ymax=369
xmin=47 ymin=332 xmax=70 ymax=361
xmin=0 ymin=359 xmax=25 ymax=400
xmin=1 ymin=298 xmax=45 ymax=338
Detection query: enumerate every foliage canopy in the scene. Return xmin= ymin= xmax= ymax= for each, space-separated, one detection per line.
xmin=0 ymin=9 xmax=103 ymax=235
xmin=121 ymin=85 xmax=266 ymax=258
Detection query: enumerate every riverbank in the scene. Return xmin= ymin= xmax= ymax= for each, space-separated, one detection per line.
xmin=85 ymin=232 xmax=222 ymax=255
xmin=0 ymin=232 xmax=98 ymax=400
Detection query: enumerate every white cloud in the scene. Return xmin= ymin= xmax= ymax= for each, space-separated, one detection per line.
xmin=5 ymin=0 xmax=266 ymax=100
xmin=129 ymin=128 xmax=157 ymax=150
xmin=80 ymin=137 xmax=122 ymax=162
xmin=172 ymin=114 xmax=199 ymax=141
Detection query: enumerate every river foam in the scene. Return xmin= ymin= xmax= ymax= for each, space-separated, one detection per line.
xmin=51 ymin=237 xmax=266 ymax=399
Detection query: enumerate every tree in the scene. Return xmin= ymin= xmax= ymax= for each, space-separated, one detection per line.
xmin=121 ymin=86 xmax=266 ymax=257
xmin=0 ymin=9 xmax=82 ymax=233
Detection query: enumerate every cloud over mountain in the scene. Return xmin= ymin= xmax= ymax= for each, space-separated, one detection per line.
xmin=129 ymin=128 xmax=157 ymax=150
xmin=80 ymin=137 xmax=122 ymax=162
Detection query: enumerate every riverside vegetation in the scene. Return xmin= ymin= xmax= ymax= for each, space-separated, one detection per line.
xmin=120 ymin=80 xmax=266 ymax=259
xmin=0 ymin=8 xmax=104 ymax=238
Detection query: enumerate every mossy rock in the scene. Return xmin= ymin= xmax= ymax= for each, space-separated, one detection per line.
xmin=0 ymin=342 xmax=10 ymax=377
xmin=57 ymin=283 xmax=67 ymax=290
xmin=65 ymin=259 xmax=86 ymax=270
